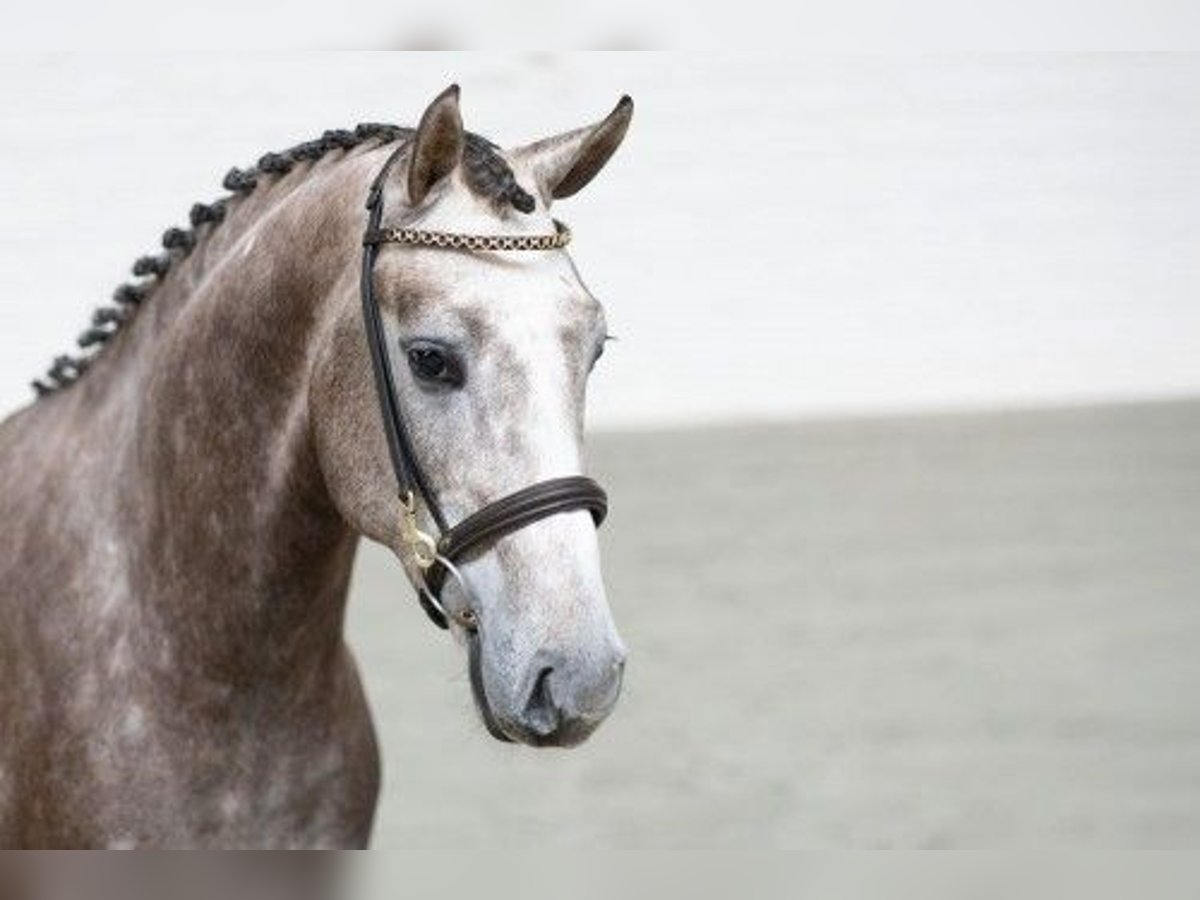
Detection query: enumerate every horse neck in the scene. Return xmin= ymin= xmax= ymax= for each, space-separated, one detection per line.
xmin=87 ymin=153 xmax=378 ymax=668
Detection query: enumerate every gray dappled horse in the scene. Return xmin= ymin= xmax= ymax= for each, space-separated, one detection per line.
xmin=0 ymin=86 xmax=631 ymax=848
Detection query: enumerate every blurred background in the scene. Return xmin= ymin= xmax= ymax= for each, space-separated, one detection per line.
xmin=1 ymin=53 xmax=1199 ymax=848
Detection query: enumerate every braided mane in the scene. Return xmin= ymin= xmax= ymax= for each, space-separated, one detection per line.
xmin=33 ymin=124 xmax=535 ymax=397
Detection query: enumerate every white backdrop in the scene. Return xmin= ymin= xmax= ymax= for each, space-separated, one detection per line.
xmin=1 ymin=53 xmax=1197 ymax=428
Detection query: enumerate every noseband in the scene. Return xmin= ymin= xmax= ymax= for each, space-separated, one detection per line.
xmin=360 ymin=145 xmax=608 ymax=630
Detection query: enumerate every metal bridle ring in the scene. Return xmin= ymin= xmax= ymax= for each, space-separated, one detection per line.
xmin=417 ymin=554 xmax=480 ymax=631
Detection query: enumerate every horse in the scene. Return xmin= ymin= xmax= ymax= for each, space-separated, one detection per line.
xmin=0 ymin=85 xmax=632 ymax=848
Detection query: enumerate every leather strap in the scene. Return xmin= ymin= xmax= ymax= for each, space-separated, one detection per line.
xmin=440 ymin=476 xmax=607 ymax=561
xmin=360 ymin=143 xmax=451 ymax=630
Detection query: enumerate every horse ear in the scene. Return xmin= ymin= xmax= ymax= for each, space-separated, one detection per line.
xmin=407 ymin=84 xmax=465 ymax=206
xmin=513 ymin=96 xmax=633 ymax=202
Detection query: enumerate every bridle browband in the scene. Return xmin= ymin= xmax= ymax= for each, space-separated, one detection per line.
xmin=360 ymin=143 xmax=608 ymax=631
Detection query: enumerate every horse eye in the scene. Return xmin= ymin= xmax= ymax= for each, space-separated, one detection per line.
xmin=407 ymin=345 xmax=460 ymax=385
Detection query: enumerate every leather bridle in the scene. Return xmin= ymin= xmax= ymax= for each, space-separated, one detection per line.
xmin=360 ymin=143 xmax=608 ymax=631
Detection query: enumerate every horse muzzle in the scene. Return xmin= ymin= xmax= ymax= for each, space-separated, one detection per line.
xmin=470 ymin=635 xmax=626 ymax=747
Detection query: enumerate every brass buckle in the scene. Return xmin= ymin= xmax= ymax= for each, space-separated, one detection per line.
xmin=400 ymin=491 xmax=438 ymax=570
xmin=401 ymin=492 xmax=480 ymax=631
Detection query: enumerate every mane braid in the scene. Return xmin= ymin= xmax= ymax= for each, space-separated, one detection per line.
xmin=31 ymin=124 xmax=535 ymax=398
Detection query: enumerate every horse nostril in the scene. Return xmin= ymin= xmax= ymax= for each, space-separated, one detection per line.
xmin=522 ymin=666 xmax=560 ymax=735
xmin=529 ymin=666 xmax=554 ymax=708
